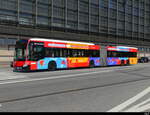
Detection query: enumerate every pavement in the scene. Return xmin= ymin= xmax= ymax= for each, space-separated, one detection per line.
xmin=0 ymin=62 xmax=10 ymax=68
xmin=0 ymin=63 xmax=149 ymax=112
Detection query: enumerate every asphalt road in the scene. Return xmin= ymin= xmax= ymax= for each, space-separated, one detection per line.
xmin=0 ymin=63 xmax=149 ymax=112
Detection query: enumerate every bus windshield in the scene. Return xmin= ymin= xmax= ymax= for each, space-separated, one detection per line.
xmin=28 ymin=42 xmax=45 ymax=61
xmin=14 ymin=39 xmax=28 ymax=61
xmin=15 ymin=48 xmax=26 ymax=61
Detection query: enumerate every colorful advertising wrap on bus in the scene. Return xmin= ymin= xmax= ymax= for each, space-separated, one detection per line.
xmin=13 ymin=38 xmax=138 ymax=72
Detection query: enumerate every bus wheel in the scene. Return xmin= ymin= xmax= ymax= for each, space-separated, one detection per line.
xmin=48 ymin=61 xmax=56 ymax=71
xmin=126 ymin=60 xmax=130 ymax=66
xmin=89 ymin=61 xmax=95 ymax=68
xmin=121 ymin=60 xmax=124 ymax=66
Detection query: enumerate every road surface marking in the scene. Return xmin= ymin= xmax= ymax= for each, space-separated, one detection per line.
xmin=107 ymin=86 xmax=150 ymax=112
xmin=0 ymin=72 xmax=26 ymax=81
xmin=0 ymin=65 xmax=147 ymax=85
xmin=0 ymin=67 xmax=137 ymax=85
xmin=0 ymin=69 xmax=115 ymax=85
xmin=124 ymin=98 xmax=150 ymax=112
xmin=134 ymin=103 xmax=150 ymax=112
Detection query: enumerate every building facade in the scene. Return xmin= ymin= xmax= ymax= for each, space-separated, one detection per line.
xmin=0 ymin=0 xmax=150 ymax=62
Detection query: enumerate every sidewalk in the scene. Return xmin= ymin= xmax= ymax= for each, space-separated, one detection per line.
xmin=0 ymin=62 xmax=10 ymax=68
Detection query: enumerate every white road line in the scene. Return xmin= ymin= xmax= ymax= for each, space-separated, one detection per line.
xmin=0 ymin=67 xmax=135 ymax=85
xmin=134 ymin=103 xmax=150 ymax=112
xmin=124 ymin=98 xmax=150 ymax=112
xmin=107 ymin=87 xmax=150 ymax=112
xmin=0 ymin=69 xmax=114 ymax=85
xmin=0 ymin=64 xmax=147 ymax=85
xmin=0 ymin=72 xmax=26 ymax=81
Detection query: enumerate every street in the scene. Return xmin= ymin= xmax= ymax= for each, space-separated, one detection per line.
xmin=0 ymin=63 xmax=149 ymax=112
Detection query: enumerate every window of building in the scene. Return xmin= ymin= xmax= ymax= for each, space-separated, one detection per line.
xmin=53 ymin=0 xmax=65 ymax=7
xmin=109 ymin=0 xmax=117 ymax=9
xmin=0 ymin=0 xmax=17 ymax=10
xmin=117 ymin=29 xmax=125 ymax=36
xmin=91 ymin=15 xmax=99 ymax=25
xmin=100 ymin=7 xmax=108 ymax=17
xmin=133 ymin=7 xmax=139 ymax=16
xmin=100 ymin=16 xmax=108 ymax=27
xmin=126 ymin=5 xmax=132 ymax=14
xmin=109 ymin=9 xmax=117 ymax=19
xmin=109 ymin=18 xmax=116 ymax=28
xmin=67 ymin=10 xmax=78 ymax=21
xmin=0 ymin=37 xmax=17 ymax=46
xmin=79 ymin=12 xmax=89 ymax=23
xmin=79 ymin=0 xmax=89 ymax=13
xmin=37 ymin=3 xmax=50 ymax=17
xmin=126 ymin=14 xmax=132 ymax=22
xmin=99 ymin=0 xmax=108 ymax=8
xmin=91 ymin=4 xmax=99 ymax=15
xmin=66 ymin=20 xmax=77 ymax=29
xmin=118 ymin=20 xmax=125 ymax=30
xmin=67 ymin=0 xmax=78 ymax=10
xmin=133 ymin=16 xmax=139 ymax=24
xmin=52 ymin=18 xmax=65 ymax=27
xmin=118 ymin=1 xmax=126 ymax=12
xmin=133 ymin=24 xmax=139 ymax=32
xmin=0 ymin=9 xmax=17 ymax=21
xmin=37 ymin=16 xmax=49 ymax=26
xmin=118 ymin=12 xmax=125 ymax=21
xmin=19 ymin=13 xmax=34 ymax=25
xmin=126 ymin=22 xmax=132 ymax=31
xmin=38 ymin=0 xmax=51 ymax=4
xmin=20 ymin=0 xmax=33 ymax=13
xmin=91 ymin=25 xmax=99 ymax=32
xmin=53 ymin=7 xmax=65 ymax=19
xmin=79 ymin=22 xmax=89 ymax=31
xmin=125 ymin=31 xmax=132 ymax=37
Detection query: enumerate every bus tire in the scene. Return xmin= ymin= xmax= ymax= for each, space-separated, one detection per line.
xmin=89 ymin=60 xmax=95 ymax=68
xmin=48 ymin=61 xmax=57 ymax=71
xmin=126 ymin=60 xmax=130 ymax=66
xmin=121 ymin=60 xmax=124 ymax=66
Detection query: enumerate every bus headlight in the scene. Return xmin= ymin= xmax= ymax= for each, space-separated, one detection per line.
xmin=23 ymin=64 xmax=28 ymax=67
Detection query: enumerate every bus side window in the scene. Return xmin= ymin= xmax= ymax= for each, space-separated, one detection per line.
xmin=77 ymin=50 xmax=83 ymax=57
xmin=64 ymin=49 xmax=68 ymax=57
xmin=71 ymin=50 xmax=76 ymax=57
xmin=107 ymin=51 xmax=110 ymax=57
xmin=81 ymin=50 xmax=85 ymax=57
xmin=113 ymin=52 xmax=117 ymax=57
xmin=45 ymin=48 xmax=54 ymax=57
xmin=93 ymin=50 xmax=100 ymax=57
xmin=107 ymin=51 xmax=114 ymax=57
xmin=54 ymin=48 xmax=60 ymax=57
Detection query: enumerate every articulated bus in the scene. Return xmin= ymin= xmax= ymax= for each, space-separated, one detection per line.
xmin=13 ymin=38 xmax=138 ymax=71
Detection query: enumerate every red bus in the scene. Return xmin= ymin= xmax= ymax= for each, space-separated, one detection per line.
xmin=13 ymin=38 xmax=138 ymax=72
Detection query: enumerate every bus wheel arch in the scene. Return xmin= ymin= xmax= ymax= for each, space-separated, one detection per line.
xmin=126 ymin=60 xmax=130 ymax=65
xmin=48 ymin=61 xmax=57 ymax=71
xmin=89 ymin=60 xmax=95 ymax=68
xmin=120 ymin=60 xmax=125 ymax=66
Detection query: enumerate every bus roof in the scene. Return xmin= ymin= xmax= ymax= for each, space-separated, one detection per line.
xmin=107 ymin=46 xmax=138 ymax=52
xmin=30 ymin=38 xmax=95 ymax=45
xmin=117 ymin=46 xmax=138 ymax=49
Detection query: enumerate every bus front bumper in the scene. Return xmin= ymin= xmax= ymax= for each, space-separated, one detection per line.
xmin=13 ymin=65 xmax=30 ymax=72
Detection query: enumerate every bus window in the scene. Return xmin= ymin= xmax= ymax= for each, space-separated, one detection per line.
xmin=72 ymin=50 xmax=78 ymax=57
xmin=28 ymin=42 xmax=45 ymax=61
xmin=54 ymin=48 xmax=60 ymax=57
xmin=61 ymin=49 xmax=68 ymax=57
xmin=45 ymin=48 xmax=55 ymax=57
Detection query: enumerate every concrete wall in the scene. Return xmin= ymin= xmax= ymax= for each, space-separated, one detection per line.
xmin=0 ymin=50 xmax=14 ymax=62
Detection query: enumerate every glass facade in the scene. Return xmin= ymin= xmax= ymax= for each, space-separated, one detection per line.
xmin=0 ymin=0 xmax=150 ymax=45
